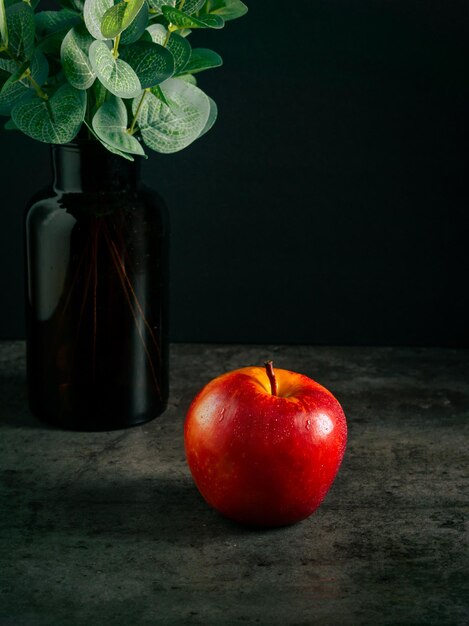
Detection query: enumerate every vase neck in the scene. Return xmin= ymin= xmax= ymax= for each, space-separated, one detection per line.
xmin=51 ymin=141 xmax=140 ymax=193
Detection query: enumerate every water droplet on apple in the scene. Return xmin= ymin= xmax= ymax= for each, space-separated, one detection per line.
xmin=218 ymin=408 xmax=225 ymax=422
xmin=306 ymin=420 xmax=311 ymax=430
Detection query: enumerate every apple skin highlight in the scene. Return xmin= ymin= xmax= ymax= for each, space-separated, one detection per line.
xmin=184 ymin=366 xmax=347 ymax=527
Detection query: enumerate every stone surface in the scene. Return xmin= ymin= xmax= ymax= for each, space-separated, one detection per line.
xmin=0 ymin=341 xmax=468 ymax=625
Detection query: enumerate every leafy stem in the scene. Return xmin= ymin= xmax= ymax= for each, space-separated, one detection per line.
xmin=127 ymin=21 xmax=174 ymax=136
xmin=162 ymin=27 xmax=173 ymax=47
xmin=112 ymin=33 xmax=121 ymax=58
xmin=128 ymin=88 xmax=148 ymax=135
xmin=0 ymin=43 xmax=47 ymax=99
xmin=22 ymin=68 xmax=48 ymax=100
xmin=1 ymin=0 xmax=247 ymax=156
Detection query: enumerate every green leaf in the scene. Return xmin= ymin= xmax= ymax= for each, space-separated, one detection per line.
xmin=146 ymin=24 xmax=191 ymax=74
xmin=0 ymin=0 xmax=8 ymax=49
xmin=61 ymin=25 xmax=96 ymax=90
xmin=198 ymin=95 xmax=217 ymax=139
xmin=6 ymin=3 xmax=35 ymax=61
xmin=101 ymin=0 xmax=145 ymax=39
xmin=119 ymin=41 xmax=174 ymax=89
xmin=148 ymin=0 xmax=203 ymax=13
xmin=147 ymin=0 xmax=175 ymax=15
xmin=0 ymin=49 xmax=48 ymax=116
xmin=89 ymin=39 xmax=141 ymax=98
xmin=84 ymin=0 xmax=113 ymax=40
xmin=35 ymin=9 xmax=80 ymax=36
xmin=0 ymin=56 xmax=16 ymax=73
xmin=0 ymin=68 xmax=9 ymax=92
xmin=120 ymin=1 xmax=148 ymax=45
xmin=57 ymin=0 xmax=85 ymax=12
xmin=103 ymin=142 xmax=136 ymax=159
xmin=182 ymin=0 xmax=205 ymax=14
xmin=92 ymin=94 xmax=145 ymax=156
xmin=203 ymin=0 xmax=248 ymax=21
xmin=36 ymin=10 xmax=82 ymax=55
xmin=175 ymin=73 xmax=197 ymax=85
xmin=133 ymin=77 xmax=210 ymax=153
xmin=4 ymin=117 xmax=17 ymax=129
xmin=2 ymin=60 xmax=29 ymax=87
xmin=12 ymin=83 xmax=86 ymax=144
xmin=149 ymin=83 xmax=169 ymax=106
xmin=161 ymin=6 xmax=224 ymax=30
xmin=85 ymin=118 xmax=137 ymax=161
xmin=182 ymin=48 xmax=222 ymax=75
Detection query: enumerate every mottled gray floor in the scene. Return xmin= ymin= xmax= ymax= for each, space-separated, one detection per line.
xmin=0 ymin=342 xmax=468 ymax=625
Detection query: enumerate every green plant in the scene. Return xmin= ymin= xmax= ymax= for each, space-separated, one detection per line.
xmin=0 ymin=0 xmax=247 ymax=158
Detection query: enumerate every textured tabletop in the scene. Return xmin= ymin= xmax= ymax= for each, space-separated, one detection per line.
xmin=0 ymin=342 xmax=468 ymax=625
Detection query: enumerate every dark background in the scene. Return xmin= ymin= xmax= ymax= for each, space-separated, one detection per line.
xmin=1 ymin=0 xmax=468 ymax=346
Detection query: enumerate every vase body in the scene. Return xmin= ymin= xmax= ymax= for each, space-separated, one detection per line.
xmin=24 ymin=141 xmax=169 ymax=430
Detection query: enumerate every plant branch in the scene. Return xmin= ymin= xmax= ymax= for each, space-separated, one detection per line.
xmin=112 ymin=33 xmax=121 ymax=58
xmin=22 ymin=69 xmax=48 ymax=100
xmin=128 ymin=88 xmax=148 ymax=135
xmin=2 ymin=47 xmax=48 ymax=99
xmin=163 ymin=27 xmax=173 ymax=47
xmin=128 ymin=16 xmax=174 ymax=136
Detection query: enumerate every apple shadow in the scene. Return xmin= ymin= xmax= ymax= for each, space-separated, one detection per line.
xmin=26 ymin=475 xmax=281 ymax=546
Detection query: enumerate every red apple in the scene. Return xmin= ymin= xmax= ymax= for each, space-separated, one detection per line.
xmin=184 ymin=362 xmax=347 ymax=527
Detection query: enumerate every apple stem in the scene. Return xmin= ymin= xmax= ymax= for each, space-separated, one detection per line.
xmin=264 ymin=360 xmax=278 ymax=396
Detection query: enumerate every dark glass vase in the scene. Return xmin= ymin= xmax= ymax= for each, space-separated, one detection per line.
xmin=24 ymin=141 xmax=169 ymax=430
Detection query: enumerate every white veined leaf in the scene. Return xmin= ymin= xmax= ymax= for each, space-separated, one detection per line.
xmin=146 ymin=24 xmax=191 ymax=74
xmin=84 ymin=0 xmax=113 ymax=40
xmin=92 ymin=95 xmax=145 ymax=155
xmin=181 ymin=0 xmax=205 ymax=15
xmin=6 ymin=2 xmax=35 ymax=61
xmin=147 ymin=0 xmax=175 ymax=15
xmin=120 ymin=1 xmax=148 ymax=45
xmin=133 ymin=77 xmax=210 ymax=153
xmin=89 ymin=39 xmax=142 ymax=99
xmin=182 ymin=48 xmax=222 ymax=75
xmin=161 ymin=6 xmax=224 ymax=29
xmin=0 ymin=49 xmax=48 ymax=116
xmin=35 ymin=9 xmax=80 ymax=36
xmin=0 ymin=57 xmax=16 ymax=73
xmin=153 ymin=0 xmax=203 ymax=15
xmin=12 ymin=83 xmax=86 ymax=144
xmin=198 ymin=95 xmax=217 ymax=139
xmin=84 ymin=119 xmax=136 ymax=161
xmin=175 ymin=73 xmax=197 ymax=85
xmin=35 ymin=9 xmax=81 ymax=55
xmin=119 ymin=41 xmax=174 ymax=89
xmin=61 ymin=25 xmax=96 ymax=90
xmin=101 ymin=0 xmax=145 ymax=39
xmin=203 ymin=0 xmax=248 ymax=21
